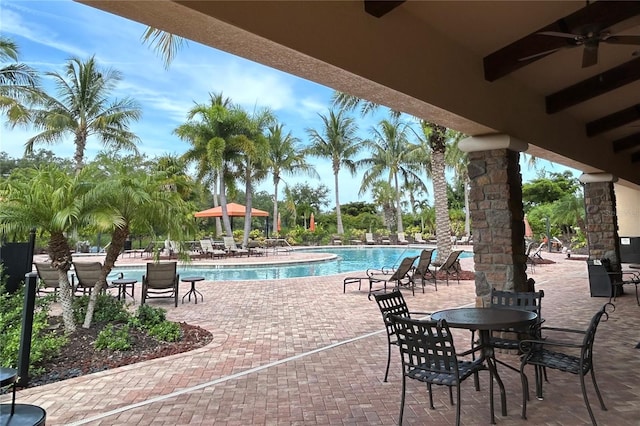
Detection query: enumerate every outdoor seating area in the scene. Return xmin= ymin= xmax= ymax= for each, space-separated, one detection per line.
xmin=9 ymin=251 xmax=640 ymax=425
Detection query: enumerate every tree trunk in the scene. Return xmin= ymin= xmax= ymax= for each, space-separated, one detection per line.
xmin=464 ymin=177 xmax=471 ymax=237
xmin=334 ymin=170 xmax=344 ymax=235
xmin=273 ymin=175 xmax=280 ymax=238
xmin=243 ymin=166 xmax=252 ymax=248
xmin=82 ymin=225 xmax=128 ymax=329
xmin=394 ymin=173 xmax=404 ymax=233
xmin=49 ymin=232 xmax=75 ymax=333
xmin=433 ymin=149 xmax=451 ymax=264
xmin=219 ymin=171 xmax=233 ymax=236
xmin=213 ymin=172 xmax=222 ymax=237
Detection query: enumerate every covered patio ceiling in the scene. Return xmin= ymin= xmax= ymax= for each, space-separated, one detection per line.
xmin=78 ymin=0 xmax=640 ymax=189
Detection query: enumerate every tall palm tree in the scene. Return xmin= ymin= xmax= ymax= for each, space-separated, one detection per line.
xmin=176 ymin=92 xmax=246 ymax=237
xmin=445 ymin=133 xmax=470 ymax=237
xmin=306 ymin=109 xmax=362 ymax=234
xmin=232 ymin=107 xmax=275 ymax=247
xmin=266 ymin=123 xmax=318 ymax=234
xmin=25 ymin=56 xmax=142 ymax=173
xmin=0 ymin=165 xmax=96 ymax=332
xmin=359 ymin=118 xmax=425 ymax=233
xmin=411 ymin=121 xmax=453 ymax=263
xmin=0 ymin=36 xmax=44 ymax=126
xmin=370 ymin=180 xmax=396 ymax=230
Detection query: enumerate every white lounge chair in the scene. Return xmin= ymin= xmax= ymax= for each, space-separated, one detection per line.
xmin=223 ymin=237 xmax=249 ymax=257
xmin=365 ymin=233 xmax=376 ymax=245
xmin=397 ymin=232 xmax=409 ymax=245
xmin=414 ymin=233 xmax=426 ymax=244
xmin=200 ymin=239 xmax=226 ymax=258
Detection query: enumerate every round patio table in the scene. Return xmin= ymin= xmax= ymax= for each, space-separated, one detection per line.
xmin=181 ymin=276 xmax=205 ymax=304
xmin=111 ymin=278 xmax=137 ymax=302
xmin=1 ymin=368 xmax=46 ymax=426
xmin=431 ymin=307 xmax=537 ymax=424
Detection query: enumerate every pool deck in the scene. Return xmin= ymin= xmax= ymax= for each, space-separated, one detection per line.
xmin=8 ymin=247 xmax=640 ymax=425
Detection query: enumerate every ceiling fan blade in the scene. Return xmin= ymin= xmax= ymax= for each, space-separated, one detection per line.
xmin=604 ymin=35 xmax=640 ymax=45
xmin=519 ymin=47 xmax=565 ymax=62
xmin=582 ymin=45 xmax=599 ymax=67
xmin=538 ymin=31 xmax=581 ymax=40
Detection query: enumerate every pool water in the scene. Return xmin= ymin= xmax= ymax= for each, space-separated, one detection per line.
xmin=111 ymin=247 xmax=471 ymax=282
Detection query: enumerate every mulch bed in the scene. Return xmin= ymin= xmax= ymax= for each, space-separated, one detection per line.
xmin=27 ymin=320 xmax=213 ymax=388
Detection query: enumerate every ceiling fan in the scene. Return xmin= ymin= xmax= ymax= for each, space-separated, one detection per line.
xmin=521 ymin=28 xmax=640 ymax=68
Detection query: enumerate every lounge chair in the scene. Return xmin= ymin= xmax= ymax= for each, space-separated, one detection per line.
xmin=379 ymin=234 xmax=391 ymax=245
xmin=365 ymin=232 xmax=376 ymax=245
xmin=525 ymin=241 xmax=536 ymax=273
xmin=396 ymin=232 xmax=409 ymax=245
xmin=331 ymin=235 xmax=343 ymax=245
xmin=34 ymin=262 xmax=60 ymax=298
xmin=531 ymin=242 xmax=545 ymax=261
xmin=367 ymin=256 xmax=418 ymax=298
xmin=200 ymin=239 xmax=226 ymax=258
xmin=72 ymin=261 xmax=109 ymax=295
xmin=431 ymin=250 xmax=464 ymax=286
xmin=223 ymin=236 xmax=249 ymax=257
xmin=411 ymin=248 xmax=437 ymax=291
xmin=142 ymin=262 xmax=179 ymax=307
xmin=413 ymin=233 xmax=426 ymax=244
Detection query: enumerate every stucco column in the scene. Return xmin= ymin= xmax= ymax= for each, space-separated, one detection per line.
xmin=459 ymin=134 xmax=529 ymax=305
xmin=579 ymin=173 xmax=621 ymax=262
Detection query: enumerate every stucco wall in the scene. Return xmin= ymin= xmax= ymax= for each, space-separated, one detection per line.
xmin=615 ymin=184 xmax=640 ymax=237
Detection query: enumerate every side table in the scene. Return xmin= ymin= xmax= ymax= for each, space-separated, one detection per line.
xmin=181 ymin=276 xmax=204 ymax=304
xmin=1 ymin=367 xmax=46 ymax=426
xmin=112 ymin=278 xmax=137 ymax=302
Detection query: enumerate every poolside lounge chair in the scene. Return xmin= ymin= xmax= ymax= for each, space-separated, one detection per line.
xmin=413 ymin=233 xmax=426 ymax=244
xmin=200 ymin=239 xmax=226 ymax=258
xmin=380 ymin=234 xmax=391 ymax=245
xmin=34 ymin=261 xmax=60 ymax=298
xmin=531 ymin=242 xmax=545 ymax=261
xmin=331 ymin=235 xmax=343 ymax=245
xmin=411 ymin=249 xmax=437 ymax=291
xmin=431 ymin=250 xmax=464 ymax=286
xmin=367 ymin=256 xmax=418 ymax=298
xmin=365 ymin=233 xmax=376 ymax=245
xmin=223 ymin=236 xmax=249 ymax=257
xmin=396 ymin=232 xmax=409 ymax=245
xmin=142 ymin=262 xmax=179 ymax=307
xmin=72 ymin=261 xmax=111 ymax=295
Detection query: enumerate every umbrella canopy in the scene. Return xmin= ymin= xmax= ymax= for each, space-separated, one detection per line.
xmin=194 ymin=202 xmax=269 ymax=218
xmin=524 ymin=215 xmax=533 ymax=238
xmin=309 ymin=212 xmax=315 ymax=232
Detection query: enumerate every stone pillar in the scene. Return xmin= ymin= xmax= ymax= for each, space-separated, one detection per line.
xmin=580 ymin=173 xmax=621 ymax=261
xmin=459 ymin=134 xmax=529 ymax=306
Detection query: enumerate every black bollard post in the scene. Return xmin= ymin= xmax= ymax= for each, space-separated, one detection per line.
xmin=16 ymin=272 xmax=38 ymax=387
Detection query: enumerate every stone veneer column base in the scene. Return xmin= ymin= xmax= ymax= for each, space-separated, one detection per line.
xmin=580 ymin=173 xmax=621 ymax=262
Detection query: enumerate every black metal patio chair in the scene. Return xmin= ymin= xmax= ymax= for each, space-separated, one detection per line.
xmin=373 ymin=289 xmax=431 ymax=382
xmin=410 ymin=248 xmax=436 ymax=292
xmin=519 ymin=303 xmax=613 ymax=425
xmin=431 ymin=250 xmax=464 ymax=286
xmin=388 ymin=315 xmax=485 ymax=426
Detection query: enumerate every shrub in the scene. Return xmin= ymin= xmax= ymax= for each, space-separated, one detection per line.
xmin=148 ymin=321 xmax=182 ymax=342
xmin=0 ymin=280 xmax=66 ymax=372
xmin=72 ymin=294 xmax=130 ymax=324
xmin=94 ymin=324 xmax=132 ymax=351
xmin=130 ymin=304 xmax=181 ymax=342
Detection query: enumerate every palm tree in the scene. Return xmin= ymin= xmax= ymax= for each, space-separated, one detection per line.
xmin=306 ymin=109 xmax=362 ymax=235
xmin=358 ymin=118 xmax=425 ymax=233
xmin=370 ymin=180 xmax=396 ymax=230
xmin=80 ymin=156 xmax=196 ymax=328
xmin=266 ymin=123 xmax=318 ymax=234
xmin=232 ymin=107 xmax=276 ymax=247
xmin=176 ymin=93 xmax=246 ymax=237
xmin=25 ymin=56 xmax=142 ymax=173
xmin=446 ymin=134 xmax=470 ymax=238
xmin=0 ymin=36 xmax=44 ymax=127
xmin=0 ymin=165 xmax=96 ymax=332
xmin=412 ymin=121 xmax=453 ymax=263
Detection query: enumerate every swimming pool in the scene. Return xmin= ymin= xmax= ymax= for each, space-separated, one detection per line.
xmin=111 ymin=247 xmax=472 ymax=282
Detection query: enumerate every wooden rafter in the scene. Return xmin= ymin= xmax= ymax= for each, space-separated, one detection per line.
xmin=483 ymin=1 xmax=640 ymax=82
xmin=364 ymin=0 xmax=404 ymax=18
xmin=613 ymin=133 xmax=640 ymax=153
xmin=546 ymin=57 xmax=640 ymax=114
xmin=586 ymin=104 xmax=640 ymax=137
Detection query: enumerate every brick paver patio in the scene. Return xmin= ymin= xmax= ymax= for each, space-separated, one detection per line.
xmin=3 ymin=248 xmax=639 ymax=425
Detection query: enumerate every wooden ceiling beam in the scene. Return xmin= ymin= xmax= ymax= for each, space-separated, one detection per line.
xmin=613 ymin=133 xmax=640 ymax=153
xmin=586 ymin=104 xmax=640 ymax=137
xmin=364 ymin=1 xmax=405 ymax=18
xmin=483 ymin=1 xmax=640 ymax=82
xmin=546 ymin=57 xmax=640 ymax=114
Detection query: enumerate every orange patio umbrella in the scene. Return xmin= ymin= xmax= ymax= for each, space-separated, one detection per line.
xmin=194 ymin=202 xmax=269 ymax=218
xmin=309 ymin=212 xmax=315 ymax=232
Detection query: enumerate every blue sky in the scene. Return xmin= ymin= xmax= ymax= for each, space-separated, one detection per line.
xmin=1 ymin=0 xmax=575 ymax=205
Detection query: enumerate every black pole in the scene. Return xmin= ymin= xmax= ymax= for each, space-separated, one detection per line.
xmin=17 ymin=272 xmax=38 ymax=387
